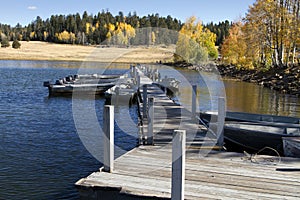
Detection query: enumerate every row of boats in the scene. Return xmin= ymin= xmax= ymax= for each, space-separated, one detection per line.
xmin=200 ymin=111 xmax=300 ymax=157
xmin=43 ymin=68 xmax=300 ymax=158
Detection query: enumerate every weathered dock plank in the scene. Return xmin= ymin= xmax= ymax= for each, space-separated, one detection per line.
xmin=76 ymin=145 xmax=300 ymax=199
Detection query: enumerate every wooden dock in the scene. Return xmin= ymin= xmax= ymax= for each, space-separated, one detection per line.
xmin=76 ymin=145 xmax=300 ymax=199
xmin=75 ymin=65 xmax=300 ymax=200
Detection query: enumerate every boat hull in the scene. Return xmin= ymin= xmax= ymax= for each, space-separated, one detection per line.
xmin=200 ymin=111 xmax=300 ymax=126
xmin=199 ymin=111 xmax=300 ymax=155
xmin=283 ymin=137 xmax=300 ymax=157
xmin=223 ymin=123 xmax=296 ymax=155
xmin=48 ymin=83 xmax=115 ymax=96
xmin=44 ymin=74 xmax=121 ymax=96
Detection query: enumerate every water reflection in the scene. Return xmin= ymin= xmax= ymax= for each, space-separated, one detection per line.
xmin=224 ymin=79 xmax=300 ymax=117
xmin=174 ymin=68 xmax=300 ymax=117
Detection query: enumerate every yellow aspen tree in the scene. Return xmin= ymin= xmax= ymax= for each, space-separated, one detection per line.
xmin=18 ymin=34 xmax=23 ymax=41
xmin=151 ymin=31 xmax=156 ymax=45
xmin=221 ymin=22 xmax=252 ymax=69
xmin=30 ymin=32 xmax=35 ymax=39
xmin=175 ymin=16 xmax=216 ymax=63
xmin=86 ymin=22 xmax=91 ymax=34
xmin=43 ymin=31 xmax=48 ymax=41
xmin=106 ymin=31 xmax=112 ymax=44
xmin=95 ymin=22 xmax=99 ymax=29
xmin=70 ymin=32 xmax=76 ymax=44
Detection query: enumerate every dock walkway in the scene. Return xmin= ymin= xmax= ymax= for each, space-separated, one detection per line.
xmin=76 ymin=65 xmax=300 ymax=200
xmin=76 ymin=145 xmax=300 ymax=199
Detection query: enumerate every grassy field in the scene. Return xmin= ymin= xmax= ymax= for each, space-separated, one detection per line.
xmin=0 ymin=41 xmax=175 ymax=63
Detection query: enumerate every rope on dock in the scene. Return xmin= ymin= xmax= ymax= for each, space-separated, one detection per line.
xmin=242 ymin=147 xmax=281 ymax=165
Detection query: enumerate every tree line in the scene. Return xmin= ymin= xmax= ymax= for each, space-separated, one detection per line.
xmin=0 ymin=11 xmax=183 ymax=45
xmin=0 ymin=10 xmax=230 ymax=47
xmin=221 ymin=0 xmax=300 ymax=69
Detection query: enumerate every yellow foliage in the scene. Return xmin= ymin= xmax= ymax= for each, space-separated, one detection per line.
xmin=18 ymin=34 xmax=23 ymax=41
xmin=55 ymin=30 xmax=76 ymax=44
xmin=107 ymin=23 xmax=115 ymax=32
xmin=151 ymin=31 xmax=156 ymax=45
xmin=106 ymin=31 xmax=111 ymax=39
xmin=221 ymin=22 xmax=254 ymax=69
xmin=107 ymin=22 xmax=136 ymax=45
xmin=43 ymin=31 xmax=48 ymax=41
xmin=243 ymin=0 xmax=300 ymax=67
xmin=86 ymin=22 xmax=91 ymax=34
xmin=30 ymin=32 xmax=35 ymax=39
xmin=176 ymin=16 xmax=218 ymax=62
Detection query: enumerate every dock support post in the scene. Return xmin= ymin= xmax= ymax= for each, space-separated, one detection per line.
xmin=103 ymin=105 xmax=114 ymax=173
xmin=171 ymin=130 xmax=186 ymax=200
xmin=152 ymin=73 xmax=156 ymax=82
xmin=137 ymin=74 xmax=141 ymax=89
xmin=192 ymin=85 xmax=197 ymax=119
xmin=217 ymin=97 xmax=225 ymax=148
xmin=147 ymin=97 xmax=154 ymax=145
xmin=132 ymin=66 xmax=136 ymax=78
xmin=143 ymin=85 xmax=148 ymax=119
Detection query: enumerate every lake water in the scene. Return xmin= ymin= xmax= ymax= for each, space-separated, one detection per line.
xmin=0 ymin=60 xmax=299 ymax=199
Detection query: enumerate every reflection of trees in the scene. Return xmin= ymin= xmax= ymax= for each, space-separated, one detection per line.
xmin=225 ymin=80 xmax=299 ymax=116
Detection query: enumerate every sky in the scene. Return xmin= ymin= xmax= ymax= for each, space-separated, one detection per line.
xmin=0 ymin=0 xmax=256 ymax=26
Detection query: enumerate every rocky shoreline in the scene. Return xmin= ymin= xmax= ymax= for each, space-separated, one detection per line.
xmin=217 ymin=64 xmax=300 ymax=96
xmin=164 ymin=61 xmax=300 ymax=96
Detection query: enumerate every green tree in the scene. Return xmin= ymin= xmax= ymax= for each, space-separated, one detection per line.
xmin=1 ymin=38 xmax=10 ymax=47
xmin=12 ymin=40 xmax=21 ymax=49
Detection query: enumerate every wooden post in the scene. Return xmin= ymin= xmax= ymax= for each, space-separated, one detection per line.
xmin=154 ymin=69 xmax=159 ymax=82
xmin=171 ymin=130 xmax=186 ymax=200
xmin=138 ymin=125 xmax=143 ymax=145
xmin=103 ymin=105 xmax=114 ymax=173
xmin=143 ymin=85 xmax=148 ymax=119
xmin=137 ymin=74 xmax=141 ymax=89
xmin=192 ymin=85 xmax=197 ymax=119
xmin=217 ymin=97 xmax=225 ymax=147
xmin=130 ymin=65 xmax=134 ymax=74
xmin=132 ymin=66 xmax=136 ymax=78
xmin=147 ymin=97 xmax=154 ymax=145
xmin=152 ymin=73 xmax=156 ymax=82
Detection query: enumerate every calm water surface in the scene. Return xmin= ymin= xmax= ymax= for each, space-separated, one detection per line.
xmin=0 ymin=60 xmax=138 ymax=199
xmin=174 ymin=68 xmax=300 ymax=117
xmin=0 ymin=60 xmax=299 ymax=199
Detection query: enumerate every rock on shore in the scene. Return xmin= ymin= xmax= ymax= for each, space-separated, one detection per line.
xmin=217 ymin=64 xmax=300 ymax=96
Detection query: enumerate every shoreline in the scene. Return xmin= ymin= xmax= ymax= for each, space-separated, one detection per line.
xmin=217 ymin=64 xmax=300 ymax=96
xmin=164 ymin=61 xmax=300 ymax=97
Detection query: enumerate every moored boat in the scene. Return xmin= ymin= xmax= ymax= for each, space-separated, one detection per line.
xmin=283 ymin=137 xmax=300 ymax=158
xmin=224 ymin=122 xmax=300 ymax=155
xmin=44 ymin=74 xmax=120 ymax=96
xmin=199 ymin=111 xmax=300 ymax=155
xmin=200 ymin=111 xmax=300 ymax=128
xmin=45 ymin=82 xmax=116 ymax=96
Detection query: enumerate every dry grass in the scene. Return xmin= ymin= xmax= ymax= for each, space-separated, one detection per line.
xmin=0 ymin=41 xmax=175 ymax=63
